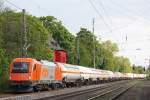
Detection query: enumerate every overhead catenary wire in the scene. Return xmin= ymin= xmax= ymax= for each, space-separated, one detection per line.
xmin=5 ymin=0 xmax=22 ymax=10
xmin=30 ymin=0 xmax=52 ymax=15
xmin=96 ymin=0 xmax=122 ymax=44
xmin=108 ymin=0 xmax=150 ymax=51
xmin=4 ymin=1 xmax=150 ymax=44
xmin=97 ymin=0 xmax=113 ymax=29
xmin=92 ymin=0 xmax=150 ymax=35
xmin=88 ymin=0 xmax=112 ymax=33
xmin=88 ymin=0 xmax=126 ymax=52
xmin=97 ymin=0 xmax=150 ymax=52
xmin=109 ymin=0 xmax=150 ymax=25
xmin=88 ymin=0 xmax=146 ymax=46
xmin=29 ymin=0 xmax=71 ymax=29
xmin=4 ymin=0 xmax=49 ymax=40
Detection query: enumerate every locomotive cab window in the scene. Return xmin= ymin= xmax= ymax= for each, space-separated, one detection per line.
xmin=12 ymin=62 xmax=29 ymax=73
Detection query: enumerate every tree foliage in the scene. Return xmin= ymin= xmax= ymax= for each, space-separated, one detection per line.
xmin=76 ymin=28 xmax=95 ymax=66
xmin=76 ymin=28 xmax=132 ymax=72
xmin=132 ymin=65 xmax=145 ymax=74
xmin=0 ymin=8 xmax=53 ymax=89
xmin=39 ymin=16 xmax=76 ymax=64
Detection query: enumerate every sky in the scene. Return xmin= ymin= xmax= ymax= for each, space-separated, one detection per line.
xmin=4 ymin=0 xmax=150 ymax=67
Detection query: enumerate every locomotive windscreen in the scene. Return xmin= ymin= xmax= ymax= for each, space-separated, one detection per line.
xmin=12 ymin=62 xmax=29 ymax=73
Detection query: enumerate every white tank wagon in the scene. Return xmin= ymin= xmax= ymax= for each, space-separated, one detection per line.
xmin=139 ymin=74 xmax=146 ymax=78
xmin=78 ymin=66 xmax=92 ymax=80
xmin=55 ymin=62 xmax=146 ymax=87
xmin=123 ymin=73 xmax=134 ymax=79
xmin=133 ymin=74 xmax=146 ymax=79
xmin=106 ymin=70 xmax=114 ymax=81
xmin=133 ymin=74 xmax=138 ymax=79
xmin=100 ymin=70 xmax=114 ymax=81
xmin=140 ymin=74 xmax=146 ymax=78
xmin=89 ymin=68 xmax=99 ymax=81
xmin=78 ymin=66 xmax=94 ymax=84
xmin=113 ymin=72 xmax=124 ymax=80
xmin=57 ymin=63 xmax=82 ymax=86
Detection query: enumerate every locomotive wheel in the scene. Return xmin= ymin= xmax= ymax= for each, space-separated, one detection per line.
xmin=33 ymin=86 xmax=38 ymax=92
xmin=33 ymin=85 xmax=42 ymax=92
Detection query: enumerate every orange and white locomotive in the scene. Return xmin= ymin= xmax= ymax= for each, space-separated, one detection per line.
xmin=9 ymin=58 xmax=62 ymax=92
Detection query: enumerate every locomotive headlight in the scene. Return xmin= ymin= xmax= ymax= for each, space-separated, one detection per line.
xmin=9 ymin=76 xmax=11 ymax=80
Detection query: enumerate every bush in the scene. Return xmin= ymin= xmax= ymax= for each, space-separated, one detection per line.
xmin=0 ymin=49 xmax=9 ymax=92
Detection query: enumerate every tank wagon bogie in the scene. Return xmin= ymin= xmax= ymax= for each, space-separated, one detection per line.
xmin=9 ymin=58 xmax=146 ymax=92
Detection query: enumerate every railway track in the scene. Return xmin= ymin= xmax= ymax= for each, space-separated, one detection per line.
xmin=88 ymin=81 xmax=136 ymax=100
xmin=38 ymin=80 xmax=138 ymax=100
xmin=0 ymin=80 xmax=138 ymax=100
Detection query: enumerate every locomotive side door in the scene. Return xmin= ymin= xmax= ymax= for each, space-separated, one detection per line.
xmin=32 ymin=64 xmax=37 ymax=80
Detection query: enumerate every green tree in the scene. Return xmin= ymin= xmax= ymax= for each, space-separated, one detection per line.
xmin=0 ymin=9 xmax=53 ymax=87
xmin=0 ymin=49 xmax=9 ymax=91
xmin=132 ymin=65 xmax=145 ymax=74
xmin=98 ymin=40 xmax=118 ymax=71
xmin=39 ymin=16 xmax=76 ymax=64
xmin=0 ymin=9 xmax=53 ymax=60
xmin=114 ymin=56 xmax=132 ymax=73
xmin=76 ymin=28 xmax=95 ymax=67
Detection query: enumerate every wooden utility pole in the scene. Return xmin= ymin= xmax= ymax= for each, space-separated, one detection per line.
xmin=148 ymin=59 xmax=150 ymax=72
xmin=93 ymin=18 xmax=96 ymax=68
xmin=77 ymin=35 xmax=80 ymax=65
xmin=22 ymin=9 xmax=28 ymax=57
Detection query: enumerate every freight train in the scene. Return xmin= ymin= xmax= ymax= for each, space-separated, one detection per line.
xmin=9 ymin=57 xmax=146 ymax=92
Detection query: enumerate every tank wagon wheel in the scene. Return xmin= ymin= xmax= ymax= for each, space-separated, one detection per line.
xmin=60 ymin=83 xmax=66 ymax=88
xmin=84 ymin=79 xmax=90 ymax=86
xmin=51 ymin=83 xmax=56 ymax=90
xmin=75 ymin=82 xmax=82 ymax=87
xmin=89 ymin=78 xmax=93 ymax=85
xmin=62 ymin=78 xmax=67 ymax=88
xmin=51 ymin=83 xmax=60 ymax=90
xmin=42 ymin=84 xmax=49 ymax=91
xmin=51 ymin=84 xmax=55 ymax=90
xmin=76 ymin=83 xmax=80 ymax=87
xmin=75 ymin=79 xmax=82 ymax=87
xmin=65 ymin=83 xmax=70 ymax=88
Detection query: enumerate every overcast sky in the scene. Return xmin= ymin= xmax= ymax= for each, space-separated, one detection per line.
xmin=4 ymin=0 xmax=150 ymax=67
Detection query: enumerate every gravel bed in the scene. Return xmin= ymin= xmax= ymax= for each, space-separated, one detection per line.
xmin=116 ymin=80 xmax=150 ymax=100
xmin=0 ymin=82 xmax=107 ymax=100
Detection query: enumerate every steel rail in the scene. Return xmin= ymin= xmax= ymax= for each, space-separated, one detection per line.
xmin=0 ymin=80 xmax=134 ymax=100
xmin=39 ymin=80 xmax=133 ymax=100
xmin=87 ymin=81 xmax=137 ymax=100
xmin=110 ymin=83 xmax=135 ymax=100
